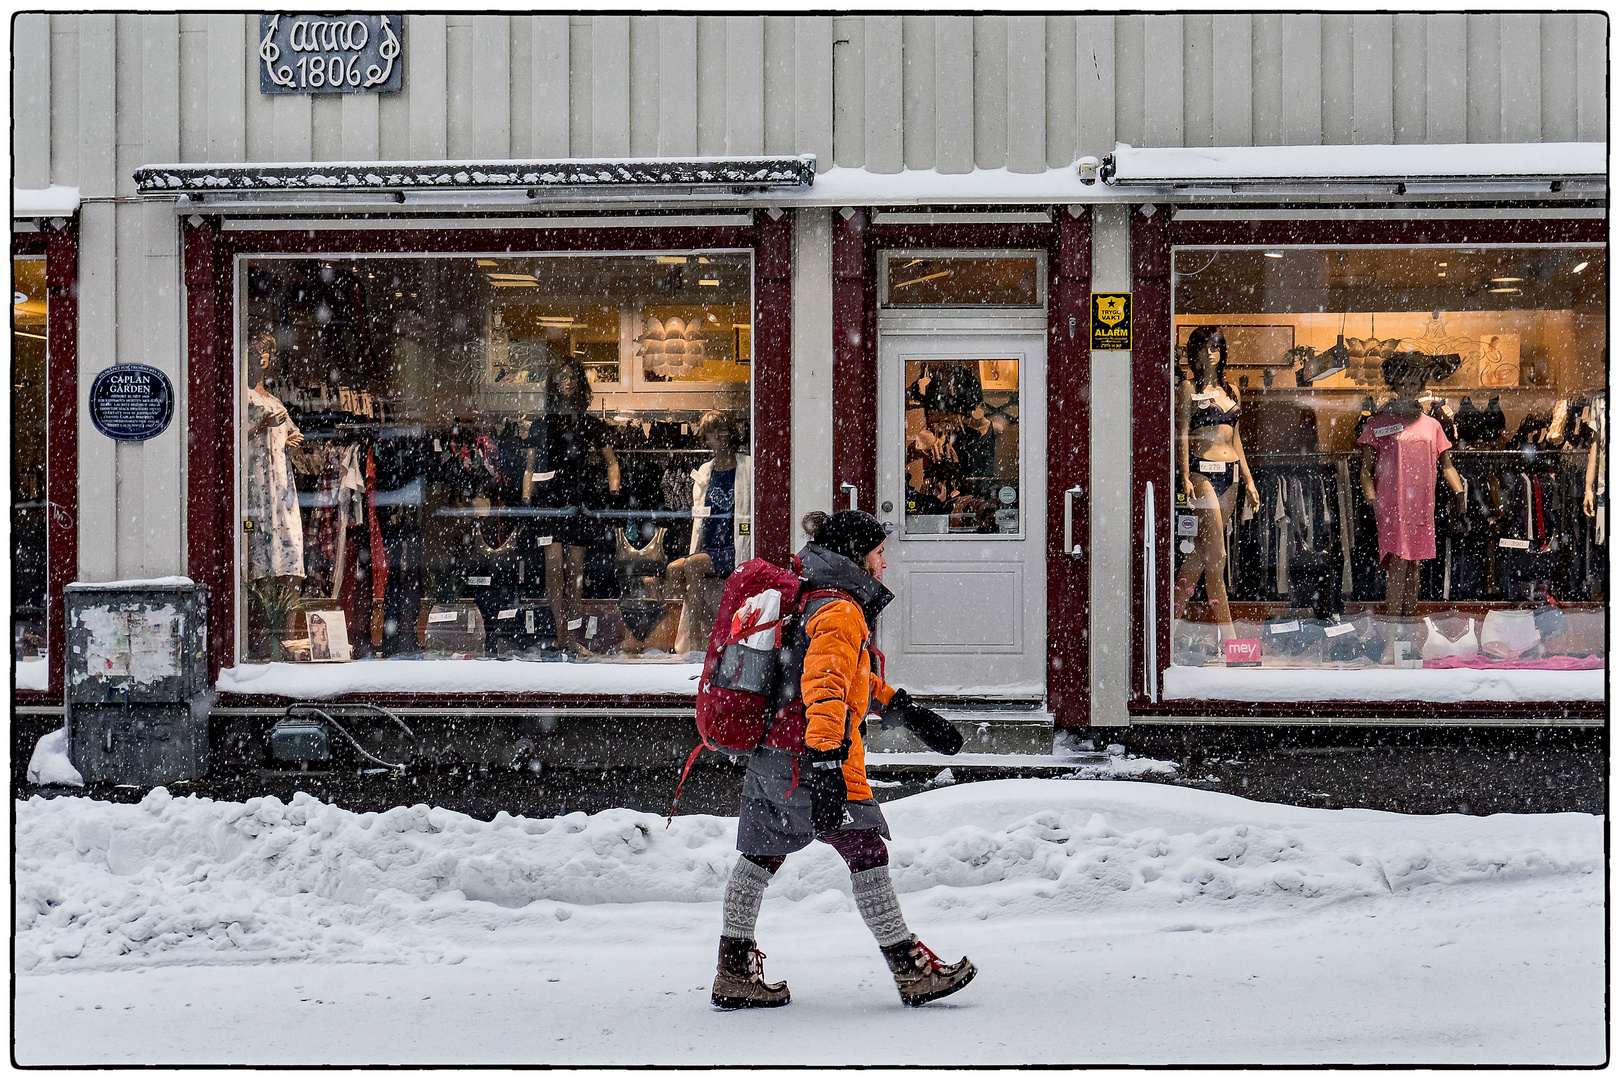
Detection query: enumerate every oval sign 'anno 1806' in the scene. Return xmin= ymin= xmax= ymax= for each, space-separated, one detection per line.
xmin=88 ymin=363 xmax=175 ymax=442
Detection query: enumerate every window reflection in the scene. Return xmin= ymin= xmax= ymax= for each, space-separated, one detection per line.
xmin=904 ymin=359 xmax=1021 ymax=536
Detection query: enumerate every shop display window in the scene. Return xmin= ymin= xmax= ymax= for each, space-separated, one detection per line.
xmin=12 ymin=256 xmax=49 ymax=686
xmin=237 ymin=251 xmax=753 ymax=665
xmin=1169 ymin=244 xmax=1606 ymax=681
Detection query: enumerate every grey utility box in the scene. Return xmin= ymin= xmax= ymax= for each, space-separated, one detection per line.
xmin=65 ymin=580 xmax=210 ymax=785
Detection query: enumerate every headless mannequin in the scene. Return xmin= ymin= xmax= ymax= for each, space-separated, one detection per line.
xmin=1174 ymin=331 xmax=1259 ymax=642
xmin=1358 ymin=363 xmax=1466 ymax=652
xmin=669 ymin=422 xmax=738 ymax=654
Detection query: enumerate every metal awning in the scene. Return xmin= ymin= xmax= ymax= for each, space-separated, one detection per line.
xmin=1101 ymin=142 xmax=1607 ymax=192
xmin=132 ymin=156 xmax=816 ymax=202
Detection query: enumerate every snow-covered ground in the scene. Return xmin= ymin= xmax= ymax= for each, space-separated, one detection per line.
xmin=15 ymin=780 xmax=1603 ymax=1066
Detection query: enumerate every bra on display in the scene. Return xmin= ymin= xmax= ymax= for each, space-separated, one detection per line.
xmin=1480 ymin=609 xmax=1542 ymax=660
xmin=1420 ymin=616 xmax=1480 ymax=661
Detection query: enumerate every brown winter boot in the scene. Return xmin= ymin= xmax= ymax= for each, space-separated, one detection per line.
xmin=880 ymin=935 xmax=976 ymax=1007
xmin=711 ymin=936 xmax=791 ymax=1010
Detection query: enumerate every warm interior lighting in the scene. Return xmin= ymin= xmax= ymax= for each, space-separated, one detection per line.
xmin=699 ymin=279 xmax=720 ymax=286
xmin=1263 ymin=251 xmax=1283 ymax=258
xmin=655 ymin=256 xmax=688 ymax=264
xmin=1490 ymin=277 xmax=1523 ymax=283
xmin=476 ymin=259 xmax=498 ymax=267
xmin=1572 ymin=261 xmax=1590 ymax=274
xmin=1488 ymin=287 xmax=1521 ymax=294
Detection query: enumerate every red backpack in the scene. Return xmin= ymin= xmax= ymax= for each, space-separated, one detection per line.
xmin=667 ymin=556 xmax=850 ymax=819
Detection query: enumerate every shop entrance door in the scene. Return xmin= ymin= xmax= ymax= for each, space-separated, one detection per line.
xmin=874 ymin=330 xmax=1046 ymax=697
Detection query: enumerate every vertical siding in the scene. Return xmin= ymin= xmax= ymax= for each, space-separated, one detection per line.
xmin=14 ymin=14 xmax=51 ymax=189
xmin=23 ymin=13 xmax=1601 ymax=187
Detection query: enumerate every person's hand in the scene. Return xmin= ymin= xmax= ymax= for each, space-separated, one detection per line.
xmin=1244 ymin=481 xmax=1260 ymax=513
xmin=802 ymin=746 xmax=848 ymax=833
xmin=285 ymin=425 xmax=304 ymax=448
xmin=1585 ymin=489 xmax=1596 ymax=517
xmin=1181 ymin=477 xmax=1195 ymax=502
xmin=884 ymin=689 xmax=963 ymax=755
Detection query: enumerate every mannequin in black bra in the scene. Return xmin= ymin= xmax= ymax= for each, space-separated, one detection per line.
xmin=1174 ymin=327 xmax=1260 ymax=642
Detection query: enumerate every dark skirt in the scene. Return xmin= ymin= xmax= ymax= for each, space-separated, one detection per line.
xmin=735 ymin=746 xmax=890 ymax=856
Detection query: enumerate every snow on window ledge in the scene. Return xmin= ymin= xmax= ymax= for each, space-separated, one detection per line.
xmin=216 ymin=658 xmax=702 ymax=699
xmin=1162 ymin=665 xmax=1604 ymax=704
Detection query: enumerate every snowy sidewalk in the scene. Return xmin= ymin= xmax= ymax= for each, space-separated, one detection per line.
xmin=15 ymin=780 xmax=1604 ymax=1066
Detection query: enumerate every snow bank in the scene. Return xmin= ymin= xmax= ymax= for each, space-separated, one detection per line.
xmin=1162 ymin=665 xmax=1604 ymax=703
xmin=26 ymin=727 xmax=83 ymax=787
xmin=216 ymin=658 xmax=702 ymax=698
xmin=15 ymin=781 xmax=1598 ymax=975
xmin=15 ymin=656 xmax=49 ymax=691
xmin=14 ymin=184 xmax=82 ymax=217
xmin=68 ymin=576 xmax=195 ymax=589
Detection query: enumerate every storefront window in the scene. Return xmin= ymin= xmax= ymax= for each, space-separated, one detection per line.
xmin=904 ymin=358 xmax=1022 ymax=535
xmin=238 ymin=251 xmax=752 ymax=665
xmin=1170 ymin=244 xmax=1606 ymax=679
xmin=12 ymin=256 xmax=49 ymax=687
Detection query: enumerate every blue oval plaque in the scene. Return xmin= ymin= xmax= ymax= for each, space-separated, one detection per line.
xmin=89 ymin=364 xmax=175 ymax=442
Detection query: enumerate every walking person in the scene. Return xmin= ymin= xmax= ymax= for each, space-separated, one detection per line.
xmin=712 ymin=509 xmax=975 ymax=1009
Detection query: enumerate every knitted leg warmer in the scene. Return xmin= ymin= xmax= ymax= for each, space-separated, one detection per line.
xmin=851 ymin=865 xmax=912 ymax=948
xmin=721 ymin=856 xmax=775 ymax=941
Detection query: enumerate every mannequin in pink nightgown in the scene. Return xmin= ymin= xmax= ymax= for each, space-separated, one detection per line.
xmin=1357 ymin=353 xmax=1466 ymax=653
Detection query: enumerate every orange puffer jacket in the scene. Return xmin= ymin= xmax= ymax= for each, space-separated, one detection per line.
xmin=801 ymin=595 xmax=895 ymax=802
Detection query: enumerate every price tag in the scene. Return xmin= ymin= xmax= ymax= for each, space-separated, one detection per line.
xmin=538 ymin=536 xmax=553 ymax=547
xmin=467 ymin=575 xmax=492 ymax=586
xmin=532 ymin=471 xmax=556 ymax=482
xmin=428 ymin=610 xmax=458 ymax=625
xmin=586 ymin=616 xmax=598 ymax=639
xmin=1499 ymin=538 xmax=1532 ymax=550
xmin=1372 ymin=423 xmax=1404 ymax=438
xmin=1269 ymin=620 xmax=1302 ymax=634
xmin=498 ymin=609 xmax=518 ymax=620
xmin=1198 ymin=460 xmax=1229 ymax=474
xmin=526 ymin=610 xmax=536 ymax=634
xmin=433 ymin=438 xmax=442 ymax=452
xmin=567 ymin=618 xmax=584 ymax=630
xmin=1324 ymin=622 xmax=1357 ymax=638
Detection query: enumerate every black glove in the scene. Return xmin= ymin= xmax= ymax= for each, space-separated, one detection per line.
xmin=802 ymin=745 xmax=849 ymax=833
xmin=885 ymin=690 xmax=964 ymax=755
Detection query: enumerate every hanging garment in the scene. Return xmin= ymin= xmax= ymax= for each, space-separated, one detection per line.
xmin=243 ymin=385 xmax=306 ymax=579
xmin=1420 ymin=616 xmax=1480 ymax=661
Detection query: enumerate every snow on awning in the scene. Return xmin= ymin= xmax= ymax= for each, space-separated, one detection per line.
xmin=14 ymin=185 xmax=82 ymax=217
xmin=1102 ymin=142 xmax=1607 ymax=189
xmin=132 ymin=157 xmax=816 ymax=200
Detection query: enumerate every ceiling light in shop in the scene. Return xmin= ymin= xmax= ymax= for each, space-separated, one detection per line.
xmin=1438 ymin=262 xmax=1448 ymax=267
xmin=1438 ymin=272 xmax=1447 ymax=278
xmin=1573 ymin=261 xmax=1590 ymax=274
xmin=699 ymin=279 xmax=720 ymax=286
xmin=1488 ymin=287 xmax=1521 ymax=294
xmin=476 ymin=260 xmax=498 ymax=267
xmin=655 ymin=256 xmax=688 ymax=264
xmin=492 ymin=281 xmax=539 ymax=288
xmin=1262 ymin=251 xmax=1283 ymax=258
xmin=698 ymin=256 xmax=711 ymax=264
xmin=487 ymin=273 xmax=538 ymax=281
xmin=1490 ymin=277 xmax=1523 ymax=283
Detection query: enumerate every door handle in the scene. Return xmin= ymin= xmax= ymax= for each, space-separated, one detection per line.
xmin=840 ymin=481 xmax=858 ymax=510
xmin=1063 ymin=485 xmax=1084 ymax=558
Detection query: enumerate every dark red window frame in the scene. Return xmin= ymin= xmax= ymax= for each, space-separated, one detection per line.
xmin=1129 ymin=211 xmax=1607 ymax=722
xmin=183 ymin=212 xmax=791 ymax=702
xmin=830 ymin=209 xmax=1092 ymax=729
xmin=13 ymin=219 xmax=79 ymax=703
